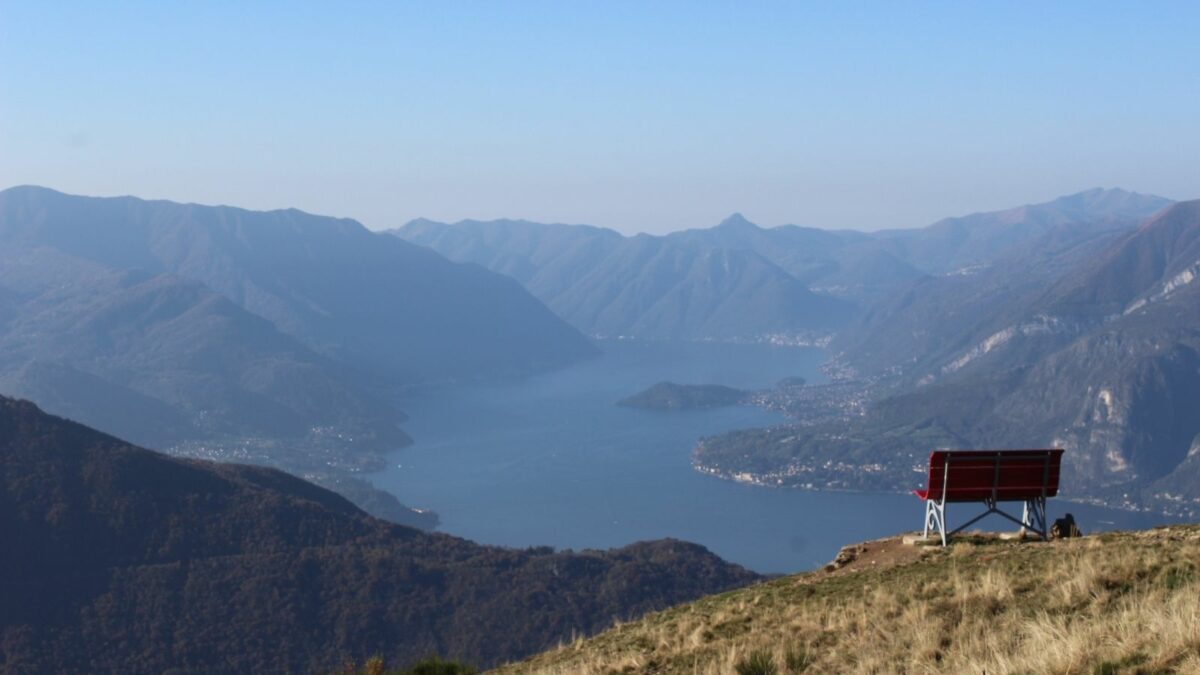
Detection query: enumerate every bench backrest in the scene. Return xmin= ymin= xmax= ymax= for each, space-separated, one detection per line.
xmin=922 ymin=449 xmax=1063 ymax=503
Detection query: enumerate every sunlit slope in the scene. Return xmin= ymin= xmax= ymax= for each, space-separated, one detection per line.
xmin=495 ymin=527 xmax=1200 ymax=674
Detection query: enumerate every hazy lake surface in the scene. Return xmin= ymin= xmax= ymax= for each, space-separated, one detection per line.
xmin=374 ymin=340 xmax=1177 ymax=573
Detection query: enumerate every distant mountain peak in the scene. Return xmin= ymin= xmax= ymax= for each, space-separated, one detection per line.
xmin=1072 ymin=186 xmax=1131 ymax=197
xmin=716 ymin=213 xmax=758 ymax=230
xmin=2 ymin=184 xmax=67 ymax=197
xmin=1041 ymin=184 xmax=1171 ymax=211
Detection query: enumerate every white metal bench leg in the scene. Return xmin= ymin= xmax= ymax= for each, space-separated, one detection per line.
xmin=1020 ymin=497 xmax=1047 ymax=540
xmin=924 ymin=499 xmax=946 ymax=546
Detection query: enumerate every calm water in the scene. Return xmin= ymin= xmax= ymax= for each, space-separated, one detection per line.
xmin=374 ymin=340 xmax=1177 ymax=574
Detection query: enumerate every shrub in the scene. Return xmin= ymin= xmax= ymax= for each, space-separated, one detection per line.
xmin=338 ymin=656 xmax=476 ymax=675
xmin=404 ymin=656 xmax=477 ymax=675
xmin=785 ymin=647 xmax=813 ymax=673
xmin=1158 ymin=562 xmax=1195 ymax=590
xmin=735 ymin=650 xmax=778 ymax=675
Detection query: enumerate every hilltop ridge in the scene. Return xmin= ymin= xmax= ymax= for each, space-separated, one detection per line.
xmin=496 ymin=525 xmax=1200 ymax=674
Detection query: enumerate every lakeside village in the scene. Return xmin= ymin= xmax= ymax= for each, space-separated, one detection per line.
xmin=694 ymin=364 xmax=1200 ymax=521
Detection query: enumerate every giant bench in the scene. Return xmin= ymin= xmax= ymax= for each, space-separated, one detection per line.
xmin=914 ymin=449 xmax=1064 ymax=546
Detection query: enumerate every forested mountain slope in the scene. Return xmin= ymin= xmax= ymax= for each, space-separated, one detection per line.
xmin=0 ymin=397 xmax=758 ymax=674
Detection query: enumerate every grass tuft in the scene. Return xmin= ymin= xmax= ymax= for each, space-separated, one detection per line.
xmin=784 ymin=647 xmax=813 ymax=673
xmin=734 ymin=650 xmax=777 ymax=675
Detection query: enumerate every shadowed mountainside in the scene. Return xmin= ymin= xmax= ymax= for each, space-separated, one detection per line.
xmin=0 ymin=396 xmax=759 ymax=674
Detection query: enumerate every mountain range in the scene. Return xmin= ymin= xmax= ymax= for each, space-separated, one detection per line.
xmin=0 ymin=186 xmax=596 ymax=382
xmin=0 ymin=186 xmax=597 ymax=471
xmin=2 ymin=182 xmax=1196 ymax=671
xmin=699 ymin=197 xmax=1200 ymax=516
xmin=397 ymin=216 xmax=854 ymax=341
xmin=5 ymin=184 xmax=1186 ymax=519
xmin=394 ymin=188 xmax=1170 ymax=342
xmin=0 ymin=396 xmax=757 ymax=673
xmin=393 ymin=187 xmax=1199 ymax=514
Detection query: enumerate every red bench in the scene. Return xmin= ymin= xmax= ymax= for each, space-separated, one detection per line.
xmin=914 ymin=449 xmax=1064 ymax=546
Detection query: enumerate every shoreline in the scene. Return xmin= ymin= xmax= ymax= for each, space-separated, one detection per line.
xmin=692 ymin=459 xmax=1199 ymax=521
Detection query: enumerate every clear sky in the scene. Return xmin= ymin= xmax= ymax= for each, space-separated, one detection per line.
xmin=2 ymin=2 xmax=1198 ymax=234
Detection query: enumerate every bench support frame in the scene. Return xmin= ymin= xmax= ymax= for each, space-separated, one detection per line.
xmin=923 ymin=496 xmax=1047 ymax=546
xmin=923 ymin=497 xmax=947 ymax=546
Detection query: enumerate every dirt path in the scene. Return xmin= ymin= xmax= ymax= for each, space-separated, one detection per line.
xmin=796 ymin=534 xmax=929 ymax=584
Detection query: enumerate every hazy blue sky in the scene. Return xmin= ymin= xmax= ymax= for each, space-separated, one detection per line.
xmin=2 ymin=2 xmax=1198 ymax=234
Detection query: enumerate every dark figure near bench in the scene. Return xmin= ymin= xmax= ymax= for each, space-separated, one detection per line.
xmin=913 ymin=449 xmax=1064 ymax=546
xmin=1051 ymin=513 xmax=1082 ymax=539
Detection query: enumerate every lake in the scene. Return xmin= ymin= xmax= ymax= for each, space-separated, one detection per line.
xmin=374 ymin=340 xmax=1177 ymax=574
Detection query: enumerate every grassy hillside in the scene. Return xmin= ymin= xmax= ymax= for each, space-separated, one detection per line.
xmin=495 ymin=527 xmax=1200 ymax=674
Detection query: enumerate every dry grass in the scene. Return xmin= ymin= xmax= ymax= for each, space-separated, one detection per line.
xmin=492 ymin=526 xmax=1200 ymax=675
